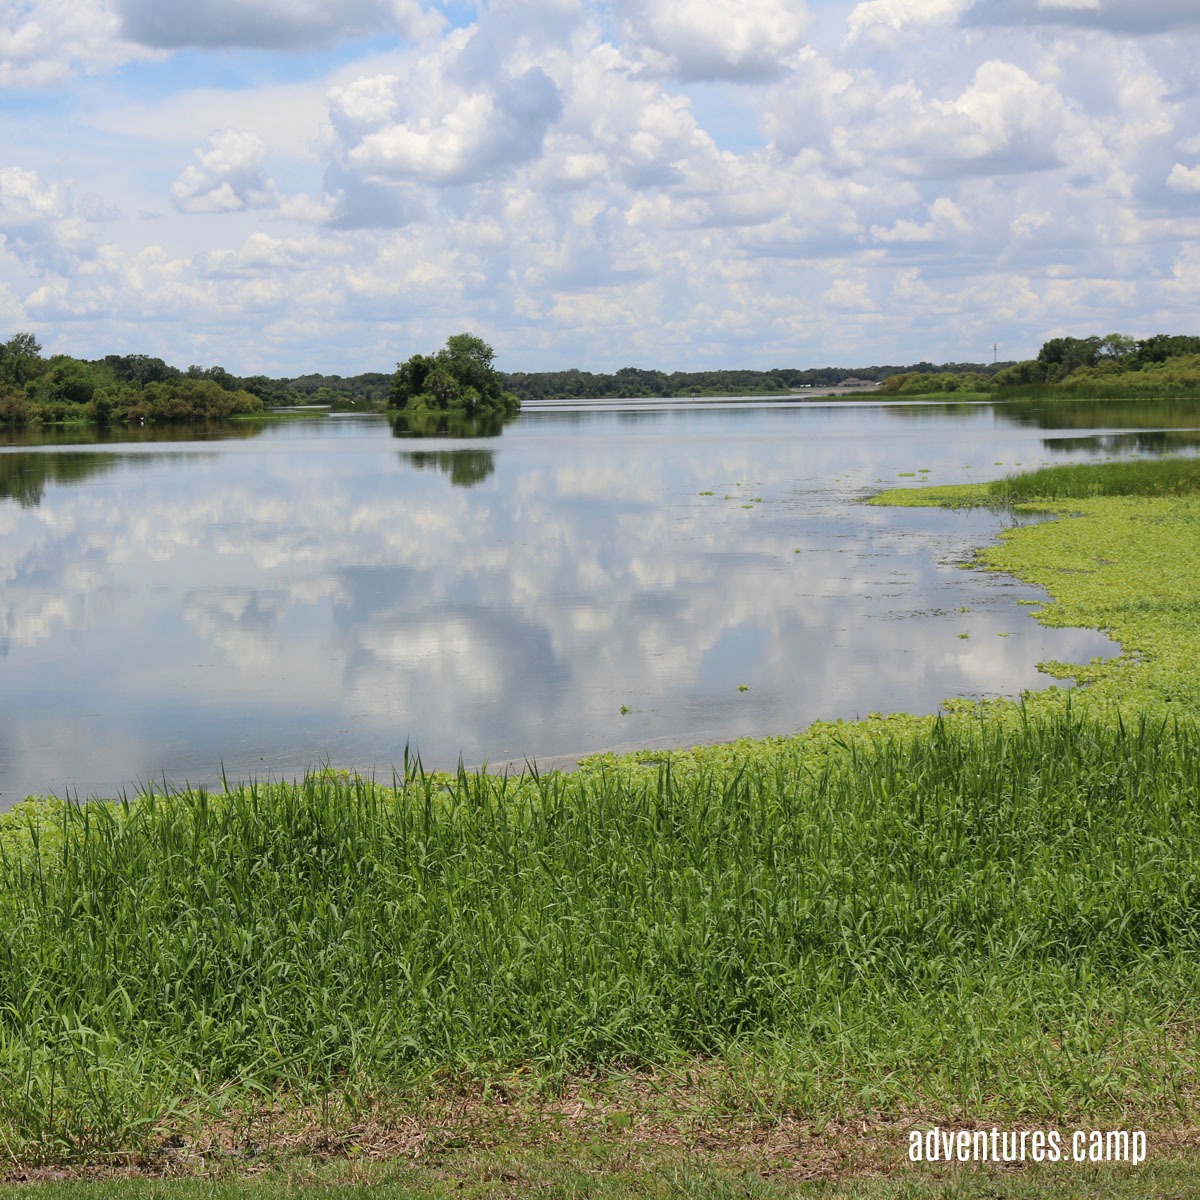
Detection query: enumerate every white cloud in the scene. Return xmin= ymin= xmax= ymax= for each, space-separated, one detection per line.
xmin=328 ymin=56 xmax=563 ymax=185
xmin=790 ymin=57 xmax=1083 ymax=179
xmin=0 ymin=0 xmax=154 ymax=87
xmin=870 ymin=197 xmax=972 ymax=243
xmin=1167 ymin=163 xmax=1200 ymax=194
xmin=616 ymin=0 xmax=811 ymax=82
xmin=845 ymin=0 xmax=969 ymax=46
xmin=0 ymin=166 xmax=67 ymax=221
xmin=0 ymin=166 xmax=101 ymax=274
xmin=171 ymin=130 xmax=280 ymax=214
xmin=4 ymin=0 xmax=1200 ymax=372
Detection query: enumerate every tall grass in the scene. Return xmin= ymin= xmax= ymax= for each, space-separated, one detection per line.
xmin=870 ymin=454 xmax=1200 ymax=510
xmin=984 ymin=456 xmax=1200 ymax=504
xmin=3 ymin=709 xmax=1200 ymax=1156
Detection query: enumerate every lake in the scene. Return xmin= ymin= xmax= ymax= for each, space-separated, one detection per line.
xmin=3 ymin=395 xmax=1195 ymax=806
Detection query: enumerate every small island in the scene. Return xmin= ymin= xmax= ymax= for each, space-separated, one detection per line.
xmin=388 ymin=332 xmax=521 ymax=419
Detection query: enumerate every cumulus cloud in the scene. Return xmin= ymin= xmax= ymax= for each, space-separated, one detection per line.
xmin=786 ymin=57 xmax=1082 ymax=178
xmin=1167 ymin=162 xmax=1200 ymax=193
xmin=870 ymin=196 xmax=972 ymax=243
xmin=114 ymin=0 xmax=441 ymax=51
xmin=1 ymin=0 xmax=153 ymax=86
xmin=845 ymin=0 xmax=970 ymax=46
xmin=0 ymin=166 xmax=100 ymax=273
xmin=171 ymin=130 xmax=280 ymax=213
xmin=616 ymin=0 xmax=810 ymax=81
xmin=329 ymin=63 xmax=563 ymax=185
xmin=5 ymin=0 xmax=1200 ymax=372
xmin=0 ymin=166 xmax=67 ymax=222
xmin=533 ymin=46 xmax=724 ymax=191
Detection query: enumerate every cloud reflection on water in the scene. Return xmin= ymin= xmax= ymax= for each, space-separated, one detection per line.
xmin=0 ymin=403 xmax=1126 ymax=803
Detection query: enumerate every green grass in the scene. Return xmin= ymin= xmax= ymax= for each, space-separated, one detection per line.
xmin=231 ymin=409 xmax=331 ymax=423
xmin=5 ymin=1152 xmax=1200 ymax=1197
xmin=872 ymin=456 xmax=1200 ymax=509
xmin=3 ymin=711 xmax=1200 ymax=1160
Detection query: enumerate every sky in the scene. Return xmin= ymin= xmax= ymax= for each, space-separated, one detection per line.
xmin=1 ymin=0 xmax=1199 ymax=376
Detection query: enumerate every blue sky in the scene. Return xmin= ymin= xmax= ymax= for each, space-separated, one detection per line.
xmin=2 ymin=0 xmax=1199 ymax=375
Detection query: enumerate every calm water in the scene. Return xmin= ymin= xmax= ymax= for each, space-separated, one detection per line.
xmin=3 ymin=396 xmax=1195 ymax=805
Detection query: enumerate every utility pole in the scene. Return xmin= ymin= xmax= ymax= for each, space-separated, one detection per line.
xmin=993 ymin=343 xmax=998 ymax=364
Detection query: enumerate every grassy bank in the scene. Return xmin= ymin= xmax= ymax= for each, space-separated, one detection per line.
xmin=4 ymin=712 xmax=1200 ymax=1173
xmin=3 ymin=457 xmax=1200 ymax=1185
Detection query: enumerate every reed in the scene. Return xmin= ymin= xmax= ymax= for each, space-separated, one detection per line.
xmin=986 ymin=457 xmax=1200 ymax=503
xmin=872 ymin=455 xmax=1200 ymax=509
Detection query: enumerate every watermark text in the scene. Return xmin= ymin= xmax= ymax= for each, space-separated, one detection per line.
xmin=908 ymin=1127 xmax=1146 ymax=1166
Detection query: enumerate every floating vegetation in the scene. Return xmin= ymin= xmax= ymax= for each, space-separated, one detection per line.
xmin=871 ymin=455 xmax=1200 ymax=718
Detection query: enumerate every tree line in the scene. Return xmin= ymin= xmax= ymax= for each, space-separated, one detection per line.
xmin=880 ymin=333 xmax=1200 ymax=396
xmin=6 ymin=326 xmax=1200 ymax=429
xmin=0 ymin=334 xmax=264 ymax=427
xmin=501 ymin=361 xmax=1009 ymax=401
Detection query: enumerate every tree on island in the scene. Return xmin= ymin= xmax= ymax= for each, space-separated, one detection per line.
xmin=390 ymin=333 xmax=520 ymax=419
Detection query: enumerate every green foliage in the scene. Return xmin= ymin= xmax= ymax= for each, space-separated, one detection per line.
xmin=0 ymin=382 xmax=30 ymax=424
xmin=287 ymin=371 xmax=391 ymax=409
xmin=875 ymin=456 xmax=1200 ymax=508
xmin=32 ymin=357 xmax=98 ymax=406
xmin=994 ymin=331 xmax=1200 ymax=393
xmin=0 ymin=331 xmax=43 ymax=386
xmin=877 ymin=371 xmax=989 ymax=395
xmin=391 ymin=334 xmax=520 ymax=419
xmin=100 ymin=353 xmax=181 ymax=386
xmin=1036 ymin=335 xmax=1102 ymax=381
xmin=991 ymin=359 xmax=1043 ymax=386
xmin=503 ymin=361 xmax=1013 ymax=402
xmin=0 ymin=340 xmax=266 ymax=427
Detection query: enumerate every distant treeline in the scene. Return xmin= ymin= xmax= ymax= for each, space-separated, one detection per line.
xmin=501 ymin=361 xmax=1010 ymax=401
xmin=881 ymin=333 xmax=1200 ymax=397
xmin=0 ymin=332 xmax=1014 ymax=427
xmin=6 ymin=327 xmax=1200 ymax=429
